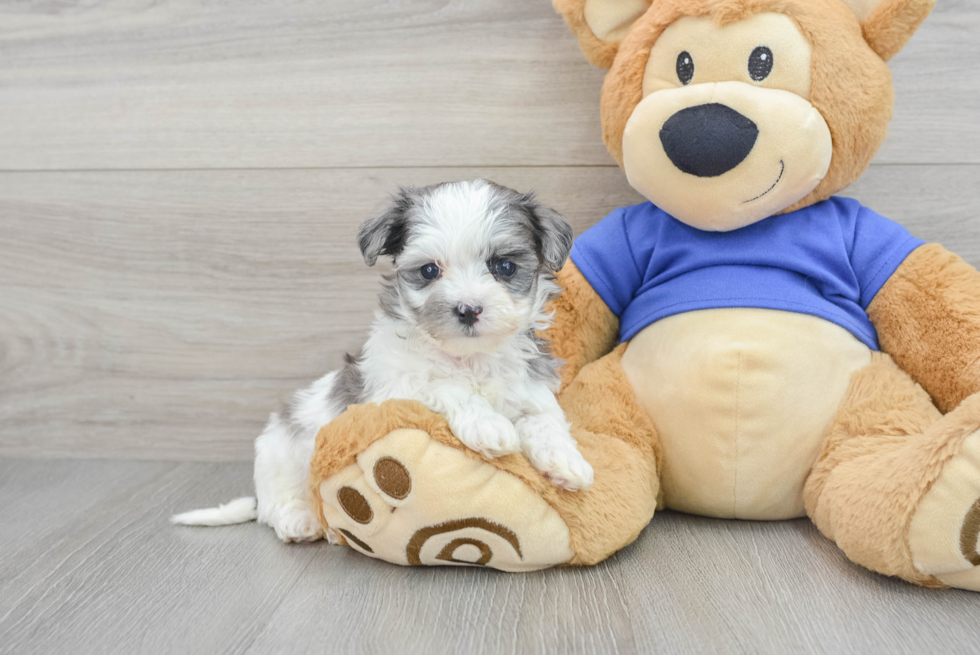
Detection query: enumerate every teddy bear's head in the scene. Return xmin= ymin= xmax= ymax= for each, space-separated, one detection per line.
xmin=555 ymin=0 xmax=935 ymax=231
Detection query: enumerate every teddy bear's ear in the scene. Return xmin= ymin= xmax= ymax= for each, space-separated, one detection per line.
xmin=839 ymin=0 xmax=936 ymax=61
xmin=553 ymin=0 xmax=652 ymax=68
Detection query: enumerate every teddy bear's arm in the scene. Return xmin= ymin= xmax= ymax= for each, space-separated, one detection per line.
xmin=545 ymin=259 xmax=620 ymax=390
xmin=868 ymin=243 xmax=980 ymax=413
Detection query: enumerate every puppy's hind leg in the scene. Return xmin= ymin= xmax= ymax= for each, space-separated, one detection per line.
xmin=255 ymin=371 xmax=344 ymax=543
xmin=253 ymin=421 xmax=323 ymax=542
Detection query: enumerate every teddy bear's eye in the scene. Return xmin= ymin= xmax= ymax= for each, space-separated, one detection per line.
xmin=676 ymin=51 xmax=694 ymax=85
xmin=748 ymin=46 xmax=774 ymax=82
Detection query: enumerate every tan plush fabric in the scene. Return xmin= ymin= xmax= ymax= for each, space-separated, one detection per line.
xmin=310 ymin=344 xmax=661 ymax=567
xmin=305 ymin=0 xmax=969 ymax=588
xmin=553 ymin=0 xmax=651 ymax=68
xmin=868 ymin=244 xmax=980 ymax=414
xmin=318 ymin=429 xmax=575 ymax=572
xmin=623 ymin=308 xmax=871 ymax=520
xmin=908 ymin=428 xmax=980 ymax=587
xmin=623 ymin=79 xmax=832 ymax=230
xmin=641 ymin=13 xmax=814 ymax=99
xmin=585 ymin=0 xmax=653 ymax=43
xmin=840 ymin=0 xmax=882 ymax=20
xmin=601 ymin=0 xmax=895 ymax=213
xmin=804 ymin=354 xmax=980 ymax=587
xmin=545 ymin=260 xmax=620 ymax=391
xmin=861 ymin=0 xmax=936 ymax=61
xmin=555 ymin=345 xmax=663 ymax=563
xmin=627 ymin=13 xmax=832 ymax=229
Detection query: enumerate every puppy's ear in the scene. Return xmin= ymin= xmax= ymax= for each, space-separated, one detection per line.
xmin=840 ymin=0 xmax=936 ymax=61
xmin=357 ymin=189 xmax=414 ymax=266
xmin=522 ymin=194 xmax=574 ymax=272
xmin=554 ymin=0 xmax=652 ymax=68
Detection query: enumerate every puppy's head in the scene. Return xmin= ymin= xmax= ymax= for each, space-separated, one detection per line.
xmin=358 ymin=180 xmax=573 ymax=355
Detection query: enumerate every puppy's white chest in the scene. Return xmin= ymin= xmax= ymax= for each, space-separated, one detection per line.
xmin=473 ymin=378 xmax=505 ymax=407
xmin=447 ymin=368 xmax=507 ymax=407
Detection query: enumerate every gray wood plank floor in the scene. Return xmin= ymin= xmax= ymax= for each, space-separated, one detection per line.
xmin=1 ymin=458 xmax=978 ymax=655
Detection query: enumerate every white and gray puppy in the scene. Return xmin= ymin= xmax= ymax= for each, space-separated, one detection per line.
xmin=172 ymin=180 xmax=594 ymax=542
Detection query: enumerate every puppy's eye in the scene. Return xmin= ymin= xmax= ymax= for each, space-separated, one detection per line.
xmin=676 ymin=51 xmax=694 ymax=85
xmin=420 ymin=263 xmax=441 ymax=280
xmin=494 ymin=261 xmax=517 ymax=278
xmin=748 ymin=46 xmax=773 ymax=82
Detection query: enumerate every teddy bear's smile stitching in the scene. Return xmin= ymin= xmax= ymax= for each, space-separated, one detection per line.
xmin=743 ymin=160 xmax=786 ymax=204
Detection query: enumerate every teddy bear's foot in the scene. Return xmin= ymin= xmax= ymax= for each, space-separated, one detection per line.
xmin=315 ymin=428 xmax=574 ymax=571
xmin=909 ymin=428 xmax=980 ymax=591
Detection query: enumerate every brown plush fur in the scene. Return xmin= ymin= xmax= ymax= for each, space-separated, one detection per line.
xmin=862 ymin=0 xmax=936 ymax=61
xmin=309 ymin=347 xmax=662 ymax=566
xmin=545 ymin=260 xmax=620 ymax=390
xmin=309 ymin=0 xmax=968 ymax=584
xmin=552 ymin=0 xmax=639 ymax=68
xmin=805 ymin=353 xmax=980 ymax=587
xmin=600 ymin=0 xmax=894 ymax=212
xmin=555 ymin=345 xmax=663 ymax=564
xmin=868 ymin=244 xmax=980 ymax=414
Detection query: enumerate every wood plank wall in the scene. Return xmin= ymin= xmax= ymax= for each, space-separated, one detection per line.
xmin=2 ymin=0 xmax=978 ymax=460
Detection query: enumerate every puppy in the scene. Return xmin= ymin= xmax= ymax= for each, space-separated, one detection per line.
xmin=172 ymin=180 xmax=594 ymax=542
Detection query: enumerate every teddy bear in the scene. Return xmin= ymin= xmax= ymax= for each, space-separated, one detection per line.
xmin=307 ymin=0 xmax=980 ymax=591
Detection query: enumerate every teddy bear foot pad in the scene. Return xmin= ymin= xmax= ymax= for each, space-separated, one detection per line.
xmin=316 ymin=428 xmax=574 ymax=571
xmin=909 ymin=429 xmax=980 ymax=591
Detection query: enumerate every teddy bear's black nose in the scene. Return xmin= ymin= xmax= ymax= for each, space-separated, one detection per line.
xmin=659 ymin=103 xmax=759 ymax=178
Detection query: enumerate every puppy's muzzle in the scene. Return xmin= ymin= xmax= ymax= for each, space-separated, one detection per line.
xmin=456 ymin=303 xmax=483 ymax=327
xmin=659 ymin=103 xmax=759 ymax=178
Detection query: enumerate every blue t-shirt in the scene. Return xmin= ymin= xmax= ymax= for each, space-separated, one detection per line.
xmin=570 ymin=197 xmax=923 ymax=350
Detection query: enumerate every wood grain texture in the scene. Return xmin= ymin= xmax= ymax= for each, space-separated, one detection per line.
xmin=0 ymin=459 xmax=316 ymax=655
xmin=0 ymin=0 xmax=977 ymax=170
xmin=3 ymin=164 xmax=979 ymax=461
xmin=1 ymin=459 xmax=978 ymax=655
xmin=0 ymin=166 xmax=641 ymax=460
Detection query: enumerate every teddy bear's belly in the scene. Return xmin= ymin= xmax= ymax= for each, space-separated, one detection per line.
xmin=621 ymin=308 xmax=873 ymax=520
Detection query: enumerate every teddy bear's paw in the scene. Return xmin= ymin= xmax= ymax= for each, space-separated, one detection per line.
xmin=316 ymin=428 xmax=573 ymax=571
xmin=908 ymin=429 xmax=980 ymax=592
xmin=272 ymin=502 xmax=323 ymax=543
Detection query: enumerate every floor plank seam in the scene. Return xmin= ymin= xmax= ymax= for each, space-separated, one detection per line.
xmin=234 ymin=550 xmax=319 ymax=655
xmin=0 ymin=463 xmax=183 ymax=629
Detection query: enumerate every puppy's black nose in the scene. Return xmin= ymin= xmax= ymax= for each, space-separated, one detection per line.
xmin=659 ymin=103 xmax=759 ymax=178
xmin=456 ymin=303 xmax=482 ymax=327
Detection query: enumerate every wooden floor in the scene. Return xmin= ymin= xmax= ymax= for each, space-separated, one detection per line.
xmin=0 ymin=458 xmax=978 ymax=655
xmin=2 ymin=1 xmax=980 ymax=653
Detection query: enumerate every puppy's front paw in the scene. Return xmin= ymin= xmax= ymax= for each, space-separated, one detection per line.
xmin=452 ymin=410 xmax=522 ymax=459
xmin=520 ymin=421 xmax=594 ymax=492
xmin=526 ymin=441 xmax=594 ymax=492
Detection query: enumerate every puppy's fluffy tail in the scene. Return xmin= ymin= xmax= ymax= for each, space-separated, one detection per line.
xmin=170 ymin=496 xmax=258 ymax=526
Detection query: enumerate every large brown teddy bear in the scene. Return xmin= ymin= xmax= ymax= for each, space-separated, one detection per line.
xmin=308 ymin=0 xmax=980 ymax=591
